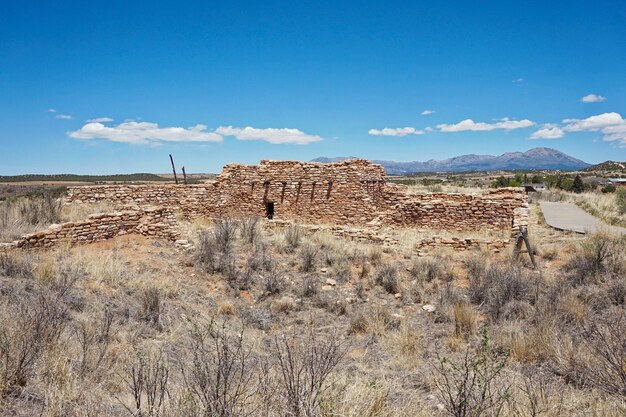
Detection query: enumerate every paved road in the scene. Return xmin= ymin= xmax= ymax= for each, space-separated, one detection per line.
xmin=539 ymin=201 xmax=626 ymax=235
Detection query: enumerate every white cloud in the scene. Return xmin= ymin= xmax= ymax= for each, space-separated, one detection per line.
xmin=46 ymin=108 xmax=57 ymax=113
xmin=69 ymin=121 xmax=223 ymax=144
xmin=563 ymin=112 xmax=623 ymax=131
xmin=421 ymin=109 xmax=435 ymax=115
xmin=425 ymin=126 xmax=434 ymax=132
xmin=437 ymin=117 xmax=535 ymax=132
xmin=69 ymin=121 xmax=322 ymax=145
xmin=530 ymin=124 xmax=564 ymax=140
xmin=368 ymin=127 xmax=425 ymax=136
xmin=87 ymin=117 xmax=114 ymax=123
xmin=512 ymin=78 xmax=524 ymax=83
xmin=581 ymin=94 xmax=606 ymax=103
xmin=562 ymin=112 xmax=626 ymax=147
xmin=215 ymin=126 xmax=322 ymax=144
xmin=55 ymin=114 xmax=73 ymax=120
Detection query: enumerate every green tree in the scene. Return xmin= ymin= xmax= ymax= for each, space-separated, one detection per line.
xmin=530 ymin=174 xmax=543 ymax=184
xmin=572 ymin=175 xmax=584 ymax=193
xmin=492 ymin=176 xmax=509 ymax=188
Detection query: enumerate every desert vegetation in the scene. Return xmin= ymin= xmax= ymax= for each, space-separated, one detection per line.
xmin=0 ymin=195 xmax=626 ymax=416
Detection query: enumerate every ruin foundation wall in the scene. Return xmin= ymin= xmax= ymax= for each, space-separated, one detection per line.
xmin=15 ymin=207 xmax=179 ymax=249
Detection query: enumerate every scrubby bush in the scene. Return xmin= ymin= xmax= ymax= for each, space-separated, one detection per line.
xmin=410 ymin=257 xmax=453 ymax=283
xmin=262 ymin=267 xmax=284 ymax=295
xmin=301 ymin=275 xmax=318 ymax=298
xmin=183 ymin=322 xmax=258 ymax=416
xmin=375 ymin=265 xmax=399 ymax=294
xmin=121 ymin=349 xmax=170 ymax=417
xmin=284 ymin=224 xmax=302 ymax=252
xmin=435 ymin=329 xmax=510 ymax=417
xmin=239 ymin=216 xmax=261 ymax=244
xmin=469 ymin=264 xmax=533 ymax=321
xmin=0 ymin=250 xmax=34 ymax=279
xmin=195 ymin=229 xmax=218 ymax=272
xmin=299 ymin=244 xmax=318 ymax=272
xmin=140 ymin=287 xmax=163 ymax=330
xmin=213 ymin=218 xmax=238 ymax=253
xmin=0 ymin=291 xmax=67 ymax=396
xmin=564 ymin=232 xmax=626 ymax=285
xmin=272 ymin=329 xmax=346 ymax=417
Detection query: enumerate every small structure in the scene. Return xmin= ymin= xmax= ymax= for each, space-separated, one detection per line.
xmin=607 ymin=178 xmax=626 ymax=187
xmin=523 ymin=183 xmax=546 ymax=193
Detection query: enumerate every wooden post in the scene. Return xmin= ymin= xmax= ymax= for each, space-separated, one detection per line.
xmin=169 ymin=154 xmax=178 ymax=184
xmin=512 ymin=226 xmax=537 ymax=268
xmin=182 ymin=166 xmax=188 ymax=185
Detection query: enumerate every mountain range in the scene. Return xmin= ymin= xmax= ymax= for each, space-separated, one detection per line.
xmin=311 ymin=147 xmax=590 ymax=174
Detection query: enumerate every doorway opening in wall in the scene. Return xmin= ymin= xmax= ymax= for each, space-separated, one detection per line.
xmin=265 ymin=202 xmax=275 ymax=219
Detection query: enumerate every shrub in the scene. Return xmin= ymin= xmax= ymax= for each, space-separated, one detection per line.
xmin=0 ymin=250 xmax=34 ymax=279
xmin=333 ymin=261 xmax=351 ymax=283
xmin=140 ymin=287 xmax=163 ymax=330
xmin=367 ymin=246 xmax=383 ymax=265
xmin=243 ymin=308 xmax=272 ymax=331
xmin=469 ymin=264 xmax=532 ymax=321
xmin=183 ymin=322 xmax=258 ymax=416
xmin=262 ymin=267 xmax=284 ymax=295
xmin=465 ymin=253 xmax=487 ymax=283
xmin=73 ymin=307 xmax=115 ymax=378
xmin=120 ymin=349 xmax=170 ymax=417
xmin=375 ymin=265 xmax=399 ymax=294
xmin=239 ymin=216 xmax=261 ymax=244
xmin=299 ymin=244 xmax=318 ymax=272
xmin=247 ymin=241 xmax=272 ymax=272
xmin=301 ymin=275 xmax=318 ymax=298
xmin=561 ymin=313 xmax=626 ymax=399
xmin=435 ymin=329 xmax=510 ymax=417
xmin=564 ymin=233 xmax=626 ymax=285
xmin=195 ymin=229 xmax=217 ymax=272
xmin=601 ymin=184 xmax=616 ymax=193
xmin=0 ymin=292 xmax=67 ymax=396
xmin=410 ymin=257 xmax=453 ymax=283
xmin=272 ymin=328 xmax=346 ymax=417
xmin=213 ymin=218 xmax=238 ymax=253
xmin=284 ymin=224 xmax=302 ymax=252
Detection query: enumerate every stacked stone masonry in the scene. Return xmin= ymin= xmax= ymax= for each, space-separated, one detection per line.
xmin=15 ymin=207 xmax=179 ymax=249
xmin=67 ymin=159 xmax=528 ymax=233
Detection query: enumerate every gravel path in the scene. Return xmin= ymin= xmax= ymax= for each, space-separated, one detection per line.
xmin=539 ymin=201 xmax=626 ymax=234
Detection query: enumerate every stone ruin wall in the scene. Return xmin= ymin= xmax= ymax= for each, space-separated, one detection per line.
xmin=211 ymin=159 xmax=386 ymax=224
xmin=66 ymin=184 xmax=220 ymax=218
xmin=65 ymin=159 xmax=528 ymax=234
xmin=67 ymin=159 xmax=388 ymax=224
xmin=14 ymin=207 xmax=179 ymax=249
xmin=382 ymin=187 xmax=528 ymax=233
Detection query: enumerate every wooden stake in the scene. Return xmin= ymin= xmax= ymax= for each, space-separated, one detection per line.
xmin=512 ymin=226 xmax=537 ymax=268
xmin=182 ymin=166 xmax=188 ymax=185
xmin=169 ymin=154 xmax=178 ymax=184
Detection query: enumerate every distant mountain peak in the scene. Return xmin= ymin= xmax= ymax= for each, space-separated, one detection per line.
xmin=311 ymin=147 xmax=590 ymax=174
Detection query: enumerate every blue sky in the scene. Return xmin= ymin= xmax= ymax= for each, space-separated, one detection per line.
xmin=1 ymin=0 xmax=625 ymax=174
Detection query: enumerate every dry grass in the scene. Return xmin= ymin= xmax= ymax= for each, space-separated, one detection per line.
xmin=1 ymin=204 xmax=626 ymax=416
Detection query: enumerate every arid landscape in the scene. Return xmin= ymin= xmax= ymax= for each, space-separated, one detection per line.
xmin=2 ymin=2 xmax=625 ymax=415
xmin=1 ymin=158 xmax=626 ymax=416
